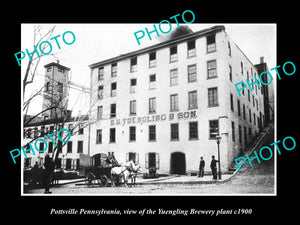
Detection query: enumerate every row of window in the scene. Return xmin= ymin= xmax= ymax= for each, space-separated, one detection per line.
xmin=96 ymin=121 xmax=210 ymax=144
xmin=99 ymin=62 xmax=261 ymax=101
xmin=24 ymin=152 xmax=160 ymax=170
xmin=46 ymin=66 xmax=66 ymax=74
xmin=26 ymin=120 xmax=259 ymax=157
xmin=230 ymin=93 xmax=262 ymax=124
xmin=29 ymin=121 xmax=257 ymax=158
xmin=95 ymin=119 xmax=258 ymax=145
xmin=127 ymin=152 xmax=160 ymax=169
xmin=97 ymin=34 xmax=218 ymax=80
xmin=45 ymin=81 xmax=63 ymax=93
xmin=96 ymin=34 xmax=261 ymax=103
xmin=97 ymin=61 xmax=218 ymax=99
xmin=24 ymin=124 xmax=84 ymax=139
xmin=96 ymin=88 xmax=219 ymax=120
xmin=25 ymin=158 xmax=80 ymax=170
xmin=239 ymin=61 xmax=264 ymax=96
xmin=232 ymin=121 xmax=257 ymax=145
xmin=28 ymin=140 xmax=84 ymax=154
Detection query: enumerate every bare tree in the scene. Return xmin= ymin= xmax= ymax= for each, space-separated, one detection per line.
xmin=23 ymin=80 xmax=91 ymax=190
xmin=22 ymin=25 xmax=99 ymax=191
xmin=23 ymin=25 xmax=56 ymax=98
xmin=22 ymin=26 xmax=59 ymax=127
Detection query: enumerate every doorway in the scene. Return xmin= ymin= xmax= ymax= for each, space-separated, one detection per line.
xmin=66 ymin=158 xmax=72 ymax=170
xmin=170 ymin=152 xmax=186 ymax=175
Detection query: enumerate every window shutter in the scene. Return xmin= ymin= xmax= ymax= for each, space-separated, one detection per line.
xmin=126 ymin=152 xmax=129 ymax=162
xmin=145 ymin=153 xmax=149 ymax=169
xmin=72 ymin=159 xmax=76 ymax=170
xmin=155 ymin=153 xmax=159 ymax=169
xmin=136 ymin=153 xmax=139 ymax=164
xmin=62 ymin=158 xmax=65 ymax=169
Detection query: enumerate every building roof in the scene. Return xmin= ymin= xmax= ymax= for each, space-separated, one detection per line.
xmin=89 ymin=25 xmax=225 ymax=69
xmin=44 ymin=62 xmax=71 ymax=71
xmin=24 ymin=114 xmax=89 ymax=127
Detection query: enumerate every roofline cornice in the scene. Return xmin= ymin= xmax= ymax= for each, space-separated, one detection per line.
xmin=89 ymin=25 xmax=225 ymax=69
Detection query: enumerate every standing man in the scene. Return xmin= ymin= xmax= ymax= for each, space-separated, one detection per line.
xmin=210 ymin=155 xmax=218 ymax=180
xmin=44 ymin=154 xmax=54 ymax=194
xmin=198 ymin=157 xmax=205 ymax=177
xmin=106 ymin=152 xmax=113 ymax=165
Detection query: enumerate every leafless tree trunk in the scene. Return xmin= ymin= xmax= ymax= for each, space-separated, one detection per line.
xmin=23 ymin=26 xmax=56 ymax=98
xmin=22 ymin=25 xmax=97 ymax=191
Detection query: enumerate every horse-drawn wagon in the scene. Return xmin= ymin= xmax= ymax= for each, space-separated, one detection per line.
xmin=79 ymin=153 xmax=140 ymax=187
xmin=79 ymin=153 xmax=121 ymax=187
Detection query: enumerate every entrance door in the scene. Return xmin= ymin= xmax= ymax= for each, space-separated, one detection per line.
xmin=148 ymin=153 xmax=156 ymax=168
xmin=170 ymin=152 xmax=186 ymax=175
xmin=66 ymin=158 xmax=72 ymax=170
xmin=145 ymin=152 xmax=159 ymax=169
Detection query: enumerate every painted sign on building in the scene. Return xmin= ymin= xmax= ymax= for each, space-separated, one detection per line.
xmin=110 ymin=110 xmax=197 ymax=126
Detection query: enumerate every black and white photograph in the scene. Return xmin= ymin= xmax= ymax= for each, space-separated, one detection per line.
xmin=20 ymin=23 xmax=276 ymax=195
xmin=3 ymin=5 xmax=298 ymax=220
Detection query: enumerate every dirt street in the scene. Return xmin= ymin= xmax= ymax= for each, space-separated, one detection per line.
xmin=24 ymin=157 xmax=274 ymax=195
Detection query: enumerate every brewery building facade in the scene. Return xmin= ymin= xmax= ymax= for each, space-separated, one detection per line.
xmin=88 ymin=25 xmax=266 ymax=174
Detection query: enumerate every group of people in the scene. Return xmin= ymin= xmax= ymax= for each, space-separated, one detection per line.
xmin=198 ymin=155 xmax=219 ymax=180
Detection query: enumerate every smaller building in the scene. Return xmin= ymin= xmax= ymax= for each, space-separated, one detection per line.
xmin=23 ymin=60 xmax=90 ymax=170
xmin=42 ymin=61 xmax=70 ymax=120
xmin=23 ymin=115 xmax=89 ymax=170
xmin=255 ymin=57 xmax=274 ymax=123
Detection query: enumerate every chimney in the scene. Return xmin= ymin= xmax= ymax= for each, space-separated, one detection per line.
xmin=67 ymin=110 xmax=72 ymax=118
xmin=260 ymin=57 xmax=264 ymax=64
xmin=57 ymin=60 xmax=60 ymax=64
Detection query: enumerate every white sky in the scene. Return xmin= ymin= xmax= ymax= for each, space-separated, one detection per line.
xmin=21 ymin=23 xmax=276 ymax=117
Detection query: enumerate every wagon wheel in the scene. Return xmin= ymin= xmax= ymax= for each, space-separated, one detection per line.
xmin=99 ymin=175 xmax=108 ymax=187
xmin=85 ymin=172 xmax=95 ymax=187
xmin=111 ymin=174 xmax=121 ymax=186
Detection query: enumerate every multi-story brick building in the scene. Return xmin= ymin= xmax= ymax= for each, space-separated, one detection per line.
xmin=88 ymin=25 xmax=266 ymax=175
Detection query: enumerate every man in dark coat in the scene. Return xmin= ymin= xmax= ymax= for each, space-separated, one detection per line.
xmin=44 ymin=154 xmax=54 ymax=194
xmin=210 ymin=155 xmax=218 ymax=180
xmin=106 ymin=152 xmax=113 ymax=165
xmin=111 ymin=152 xmax=119 ymax=166
xmin=198 ymin=157 xmax=205 ymax=177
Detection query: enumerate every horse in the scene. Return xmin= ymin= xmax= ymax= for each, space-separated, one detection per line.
xmin=127 ymin=163 xmax=141 ymax=186
xmin=129 ymin=170 xmax=138 ymax=186
xmin=111 ymin=160 xmax=141 ymax=187
xmin=125 ymin=161 xmax=141 ymax=186
xmin=110 ymin=165 xmax=130 ymax=187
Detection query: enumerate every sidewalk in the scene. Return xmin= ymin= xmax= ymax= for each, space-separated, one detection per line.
xmin=55 ymin=178 xmax=85 ymax=185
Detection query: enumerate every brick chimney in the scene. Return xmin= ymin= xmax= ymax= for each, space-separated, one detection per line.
xmin=260 ymin=57 xmax=264 ymax=64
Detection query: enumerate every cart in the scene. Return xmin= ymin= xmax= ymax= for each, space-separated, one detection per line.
xmin=79 ymin=153 xmax=121 ymax=187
